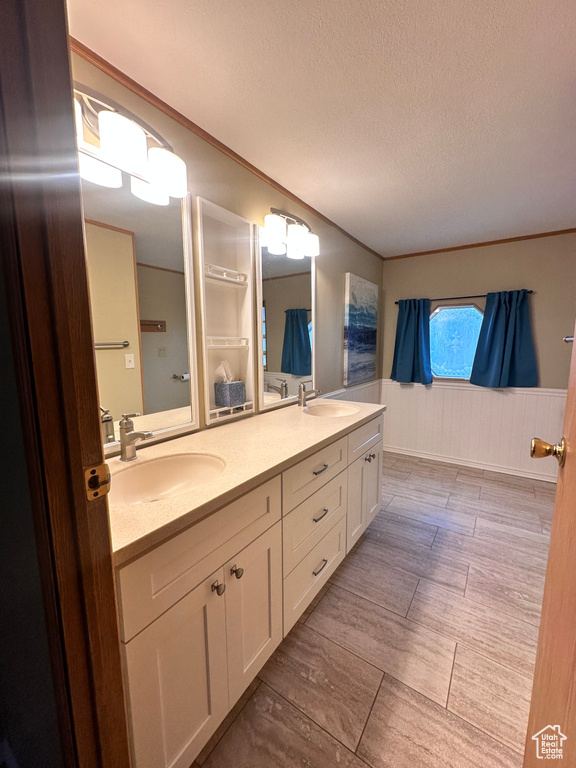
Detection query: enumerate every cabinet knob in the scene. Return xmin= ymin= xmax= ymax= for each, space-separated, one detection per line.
xmin=230 ymin=564 xmax=244 ymax=579
xmin=365 ymin=455 xmax=372 ymax=463
xmin=211 ymin=581 xmax=226 ymax=596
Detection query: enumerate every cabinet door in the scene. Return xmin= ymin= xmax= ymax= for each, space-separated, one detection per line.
xmin=225 ymin=522 xmax=282 ymax=705
xmin=346 ymin=459 xmax=364 ymax=553
xmin=124 ymin=569 xmax=229 ymax=768
xmin=347 ymin=441 xmax=383 ymax=552
xmin=363 ymin=440 xmax=383 ymax=527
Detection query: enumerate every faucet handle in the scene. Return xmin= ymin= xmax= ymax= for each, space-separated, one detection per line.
xmin=121 ymin=413 xmax=141 ymax=419
xmin=276 ymin=377 xmax=287 ymax=383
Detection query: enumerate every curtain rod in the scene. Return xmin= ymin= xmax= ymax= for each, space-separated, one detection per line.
xmin=394 ymin=290 xmax=533 ymax=305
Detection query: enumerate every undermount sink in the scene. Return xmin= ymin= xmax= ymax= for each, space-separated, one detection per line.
xmin=304 ymin=402 xmax=361 ymax=418
xmin=109 ymin=452 xmax=226 ymax=505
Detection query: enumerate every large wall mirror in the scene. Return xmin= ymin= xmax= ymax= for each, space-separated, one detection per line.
xmin=257 ymin=229 xmax=315 ymax=409
xmin=75 ymin=85 xmax=198 ymax=448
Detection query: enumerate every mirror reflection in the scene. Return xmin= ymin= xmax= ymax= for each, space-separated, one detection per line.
xmin=260 ymin=245 xmax=313 ymax=407
xmin=81 ymin=163 xmax=193 ymax=440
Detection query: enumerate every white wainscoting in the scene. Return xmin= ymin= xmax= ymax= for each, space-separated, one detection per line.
xmin=380 ymin=379 xmax=565 ymax=482
xmin=324 ymin=379 xmax=383 ymax=405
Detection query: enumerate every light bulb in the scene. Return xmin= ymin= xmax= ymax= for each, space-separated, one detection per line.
xmin=98 ymin=110 xmax=148 ymax=178
xmin=264 ymin=213 xmax=286 ymax=241
xmin=304 ymin=232 xmax=320 ymax=257
xmin=286 ymin=241 xmax=305 ymax=260
xmin=287 ymin=223 xmax=308 ymax=251
xmin=267 ymin=239 xmax=287 ymax=255
xmin=78 ymin=153 xmax=122 ymax=188
xmin=148 ymin=147 xmax=187 ymax=198
xmin=130 ymin=176 xmax=169 ymax=206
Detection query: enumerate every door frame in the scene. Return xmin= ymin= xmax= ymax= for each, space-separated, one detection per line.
xmin=0 ymin=1 xmax=130 ymax=765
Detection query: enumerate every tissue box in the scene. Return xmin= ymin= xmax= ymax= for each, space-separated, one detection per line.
xmin=214 ymin=381 xmax=246 ymax=408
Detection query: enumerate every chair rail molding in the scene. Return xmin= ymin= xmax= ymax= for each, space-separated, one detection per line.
xmin=380 ymin=379 xmax=566 ymax=481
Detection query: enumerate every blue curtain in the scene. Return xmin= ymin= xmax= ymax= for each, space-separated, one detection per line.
xmin=470 ymin=290 xmax=538 ymax=387
xmin=281 ymin=309 xmax=312 ymax=376
xmin=390 ymin=299 xmax=432 ymax=385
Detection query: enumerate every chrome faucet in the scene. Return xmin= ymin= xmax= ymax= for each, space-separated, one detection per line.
xmin=268 ymin=377 xmax=288 ymax=398
xmin=100 ymin=405 xmax=115 ymax=444
xmin=119 ymin=413 xmax=153 ymax=462
xmin=298 ymin=380 xmax=321 ymax=407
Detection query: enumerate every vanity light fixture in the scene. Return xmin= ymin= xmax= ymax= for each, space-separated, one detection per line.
xmin=73 ymin=85 xmax=188 ymax=205
xmin=263 ymin=208 xmax=320 ymax=259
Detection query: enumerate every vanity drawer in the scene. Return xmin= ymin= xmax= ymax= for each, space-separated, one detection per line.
xmin=282 ymin=437 xmax=347 ymax=513
xmin=283 ymin=472 xmax=347 ymax=575
xmin=348 ymin=415 xmax=384 ymax=464
xmin=117 ymin=477 xmax=281 ymax=641
xmin=283 ymin=515 xmax=346 ymax=635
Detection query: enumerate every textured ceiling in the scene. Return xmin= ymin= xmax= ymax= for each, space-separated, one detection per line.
xmin=67 ymin=0 xmax=576 ymax=257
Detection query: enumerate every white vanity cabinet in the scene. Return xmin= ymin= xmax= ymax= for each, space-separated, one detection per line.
xmin=123 ymin=568 xmax=229 ymax=768
xmin=117 ymin=480 xmax=282 ymax=768
xmin=116 ymin=412 xmax=385 ymax=767
xmin=224 ymin=523 xmax=283 ymax=704
xmin=346 ymin=417 xmax=384 ymax=552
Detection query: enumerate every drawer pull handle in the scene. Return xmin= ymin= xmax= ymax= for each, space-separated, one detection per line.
xmin=313 ymin=463 xmax=329 ymax=476
xmin=312 ymin=558 xmax=328 ymax=576
xmin=211 ymin=581 xmax=226 ymax=596
xmin=230 ymin=565 xmax=244 ymax=579
xmin=313 ymin=508 xmax=329 ymax=523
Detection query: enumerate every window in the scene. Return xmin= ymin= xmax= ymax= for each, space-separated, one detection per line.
xmin=429 ymin=304 xmax=483 ymax=379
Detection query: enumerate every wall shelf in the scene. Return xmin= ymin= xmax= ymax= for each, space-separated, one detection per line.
xmin=208 ymin=401 xmax=254 ymax=421
xmin=196 ymin=198 xmax=255 ymax=426
xmin=207 ymin=336 xmax=249 ymax=349
xmin=204 ymin=263 xmax=248 ymax=287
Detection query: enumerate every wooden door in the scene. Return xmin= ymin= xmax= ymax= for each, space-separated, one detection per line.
xmin=0 ymin=1 xmax=130 ymax=765
xmin=524 ymin=326 xmax=576 ymax=766
xmin=124 ymin=569 xmax=229 ymax=768
xmin=225 ymin=523 xmax=283 ymax=705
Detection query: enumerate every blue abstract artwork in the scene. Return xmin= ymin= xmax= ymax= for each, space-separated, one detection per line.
xmin=344 ymin=273 xmax=379 ymax=386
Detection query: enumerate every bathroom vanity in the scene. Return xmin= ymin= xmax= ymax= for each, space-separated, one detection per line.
xmin=108 ymin=401 xmax=385 ymax=768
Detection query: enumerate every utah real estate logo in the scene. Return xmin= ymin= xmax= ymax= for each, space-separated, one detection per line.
xmin=532 ymin=725 xmax=567 ymax=759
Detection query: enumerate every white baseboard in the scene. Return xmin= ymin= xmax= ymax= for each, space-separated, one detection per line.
xmin=382 ymin=444 xmax=557 ymax=484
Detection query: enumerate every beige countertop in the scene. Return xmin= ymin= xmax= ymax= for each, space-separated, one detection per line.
xmin=108 ymin=399 xmax=386 ymax=566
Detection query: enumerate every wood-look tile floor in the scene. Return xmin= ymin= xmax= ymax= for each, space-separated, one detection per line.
xmin=195 ymin=453 xmax=555 ymax=768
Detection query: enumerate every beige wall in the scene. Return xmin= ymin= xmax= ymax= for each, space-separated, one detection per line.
xmin=263 ymin=274 xmax=311 ymax=373
xmin=137 ymin=266 xmax=191 ymax=414
xmin=85 ymin=222 xmax=144 ymax=418
xmin=382 ymin=233 xmax=576 ymax=389
xmin=72 ymin=54 xmax=383 ymax=399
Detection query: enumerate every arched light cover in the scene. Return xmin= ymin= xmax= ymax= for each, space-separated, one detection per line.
xmin=304 ymin=232 xmax=320 ymax=257
xmin=98 ymin=110 xmax=148 ymax=178
xmin=78 ymin=153 xmax=122 ymax=188
xmin=148 ymin=147 xmax=187 ymax=198
xmin=130 ymin=176 xmax=169 ymax=206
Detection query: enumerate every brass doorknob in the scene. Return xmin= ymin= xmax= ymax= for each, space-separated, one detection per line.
xmin=530 ymin=437 xmax=566 ymax=467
